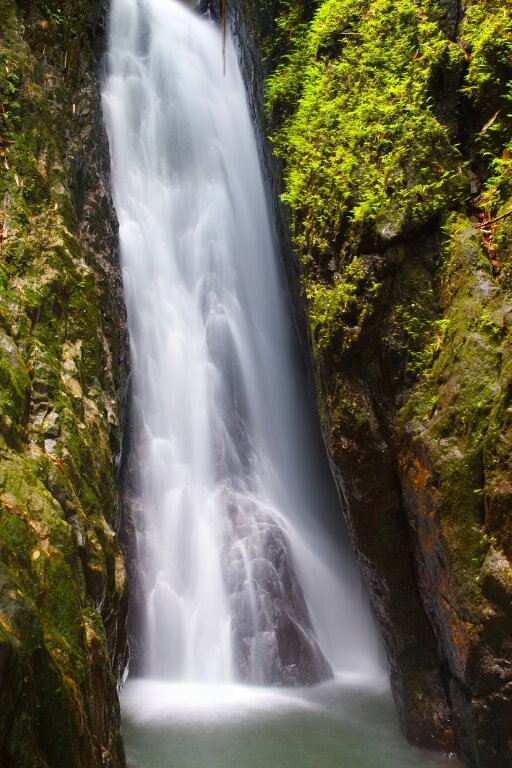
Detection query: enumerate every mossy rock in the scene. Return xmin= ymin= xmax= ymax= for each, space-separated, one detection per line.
xmin=0 ymin=1 xmax=127 ymax=766
xmin=263 ymin=0 xmax=512 ymax=762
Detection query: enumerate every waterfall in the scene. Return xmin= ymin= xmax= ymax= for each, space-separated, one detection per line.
xmin=102 ymin=0 xmax=378 ymax=688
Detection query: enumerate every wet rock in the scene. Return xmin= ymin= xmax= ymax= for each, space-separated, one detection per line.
xmin=234 ymin=0 xmax=512 ymax=761
xmin=223 ymin=489 xmax=332 ymax=685
xmin=0 ymin=0 xmax=129 ymax=766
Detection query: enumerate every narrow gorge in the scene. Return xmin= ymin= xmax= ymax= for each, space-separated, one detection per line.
xmin=0 ymin=1 xmax=510 ymax=767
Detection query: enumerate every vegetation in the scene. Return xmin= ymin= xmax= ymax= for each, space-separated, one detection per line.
xmin=267 ymin=0 xmax=466 ymax=260
xmin=0 ymin=1 xmax=127 ymax=766
xmin=261 ymin=0 xmax=512 ymax=759
xmin=305 ymin=255 xmax=378 ymax=349
xmin=264 ymin=0 xmax=512 ymax=368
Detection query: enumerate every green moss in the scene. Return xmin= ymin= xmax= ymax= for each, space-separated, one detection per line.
xmin=398 ymin=212 xmax=511 ymax=610
xmin=32 ymin=647 xmax=77 ymax=768
xmin=9 ymin=713 xmax=49 ymax=768
xmin=0 ymin=332 xmax=30 ymax=444
xmin=328 ymin=376 xmax=373 ymax=432
xmin=461 ymin=1 xmax=512 ymax=216
xmin=461 ymin=0 xmax=512 ymax=104
xmin=43 ymin=557 xmax=84 ymax=653
xmin=0 ymin=2 xmax=127 ymax=765
xmin=306 ymin=255 xmax=377 ymax=348
xmin=67 ymin=271 xmax=102 ymax=390
xmin=384 ymin=276 xmax=440 ymax=381
xmin=267 ymin=0 xmax=466 ymax=261
xmin=0 ymin=506 xmax=33 ymax=559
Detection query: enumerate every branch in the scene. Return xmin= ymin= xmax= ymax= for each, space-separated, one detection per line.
xmin=477 ymin=208 xmax=512 ymax=227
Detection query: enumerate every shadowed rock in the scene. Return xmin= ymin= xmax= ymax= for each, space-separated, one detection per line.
xmin=223 ymin=489 xmax=332 ymax=685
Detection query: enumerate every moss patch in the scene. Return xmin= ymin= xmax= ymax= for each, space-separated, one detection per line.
xmin=266 ymin=0 xmax=466 ymax=262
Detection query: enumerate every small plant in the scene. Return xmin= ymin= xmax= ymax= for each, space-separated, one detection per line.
xmin=462 ymin=2 xmax=512 ymax=217
xmin=305 ymin=256 xmax=371 ymax=349
xmin=478 ymin=312 xmax=503 ymax=344
xmin=0 ymin=64 xmax=22 ymax=132
xmin=39 ymin=1 xmax=65 ymax=26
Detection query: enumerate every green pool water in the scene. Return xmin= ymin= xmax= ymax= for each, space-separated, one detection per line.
xmin=121 ymin=676 xmax=462 ymax=768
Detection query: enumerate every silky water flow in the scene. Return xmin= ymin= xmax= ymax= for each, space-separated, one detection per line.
xmin=102 ymin=2 xmax=461 ymax=766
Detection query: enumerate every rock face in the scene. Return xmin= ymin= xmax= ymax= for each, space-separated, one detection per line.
xmin=223 ymin=489 xmax=332 ymax=685
xmin=0 ymin=1 xmax=128 ymax=766
xmin=232 ymin=0 xmax=512 ymax=764
xmin=398 ymin=219 xmax=512 ymax=765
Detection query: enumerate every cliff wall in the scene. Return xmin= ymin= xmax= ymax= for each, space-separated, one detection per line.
xmin=236 ymin=0 xmax=512 ymax=764
xmin=0 ymin=1 xmax=128 ymax=765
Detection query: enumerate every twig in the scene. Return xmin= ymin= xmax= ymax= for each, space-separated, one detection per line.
xmin=477 ymin=208 xmax=512 ymax=227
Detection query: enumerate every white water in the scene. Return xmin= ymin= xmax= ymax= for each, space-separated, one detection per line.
xmin=103 ymin=0 xmax=379 ymax=689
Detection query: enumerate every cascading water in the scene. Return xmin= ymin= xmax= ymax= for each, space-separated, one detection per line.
xmin=102 ymin=0 xmax=378 ymax=690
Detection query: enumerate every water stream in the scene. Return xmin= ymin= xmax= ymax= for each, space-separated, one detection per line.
xmin=102 ymin=1 xmax=461 ymax=765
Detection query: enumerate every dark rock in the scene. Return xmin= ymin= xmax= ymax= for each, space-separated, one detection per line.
xmin=223 ymin=489 xmax=332 ymax=685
